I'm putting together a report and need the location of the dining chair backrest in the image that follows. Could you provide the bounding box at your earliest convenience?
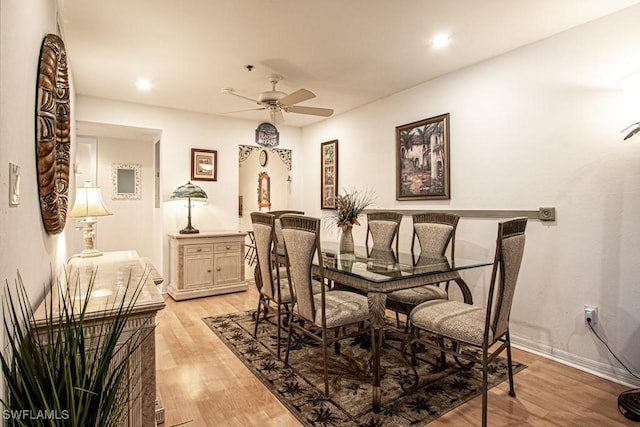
[279,214,324,325]
[366,212,403,254]
[411,212,460,264]
[270,210,305,218]
[486,217,527,342]
[271,210,304,254]
[251,212,280,301]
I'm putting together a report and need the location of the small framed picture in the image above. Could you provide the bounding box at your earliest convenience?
[320,140,338,209]
[191,148,217,181]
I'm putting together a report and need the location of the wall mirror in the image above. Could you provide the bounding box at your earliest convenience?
[111,163,141,199]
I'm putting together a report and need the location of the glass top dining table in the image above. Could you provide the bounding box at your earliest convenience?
[312,242,493,412]
[317,243,491,294]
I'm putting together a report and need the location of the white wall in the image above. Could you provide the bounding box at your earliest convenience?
[0,0,73,302]
[300,6,640,385]
[90,137,156,260]
[66,2,640,387]
[238,146,294,231]
[74,97,304,280]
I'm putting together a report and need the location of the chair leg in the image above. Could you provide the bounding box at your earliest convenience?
[253,297,263,338]
[283,304,291,326]
[405,325,418,366]
[322,328,329,395]
[506,332,516,397]
[482,346,489,427]
[276,303,282,360]
[436,336,446,370]
[395,311,401,328]
[284,315,294,366]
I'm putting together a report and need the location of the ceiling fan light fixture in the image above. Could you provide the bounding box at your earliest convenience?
[221,74,333,123]
[259,90,287,103]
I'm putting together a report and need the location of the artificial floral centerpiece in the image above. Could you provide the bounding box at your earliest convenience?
[329,188,375,252]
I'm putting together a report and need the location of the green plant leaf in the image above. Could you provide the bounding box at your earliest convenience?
[1,265,155,426]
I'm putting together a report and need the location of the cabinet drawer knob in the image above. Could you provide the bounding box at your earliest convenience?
[226,245,231,250]
[197,248,202,252]
[216,267,221,271]
[207,269,212,273]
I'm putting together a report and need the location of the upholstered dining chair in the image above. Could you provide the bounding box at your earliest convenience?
[280,214,370,396]
[386,212,460,330]
[402,217,527,427]
[365,211,403,255]
[251,212,293,360]
[270,210,304,257]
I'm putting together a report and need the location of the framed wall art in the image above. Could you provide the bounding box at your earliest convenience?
[191,148,217,181]
[257,171,271,211]
[112,163,141,199]
[396,113,450,200]
[320,140,338,209]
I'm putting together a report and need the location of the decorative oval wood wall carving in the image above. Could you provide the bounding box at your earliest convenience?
[35,34,71,234]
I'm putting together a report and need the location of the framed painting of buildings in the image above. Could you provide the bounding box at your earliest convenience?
[396,114,450,200]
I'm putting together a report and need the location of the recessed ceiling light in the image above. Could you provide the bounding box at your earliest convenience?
[431,33,450,49]
[136,78,153,91]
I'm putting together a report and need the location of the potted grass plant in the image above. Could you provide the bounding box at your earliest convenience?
[0,267,153,426]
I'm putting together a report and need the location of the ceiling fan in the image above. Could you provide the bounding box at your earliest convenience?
[221,74,333,123]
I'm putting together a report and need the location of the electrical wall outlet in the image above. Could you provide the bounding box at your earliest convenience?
[584,305,598,326]
[538,207,556,221]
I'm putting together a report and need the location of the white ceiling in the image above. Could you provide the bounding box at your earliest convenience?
[59,0,640,128]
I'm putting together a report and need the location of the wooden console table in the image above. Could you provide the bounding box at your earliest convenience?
[167,231,248,300]
[33,251,165,426]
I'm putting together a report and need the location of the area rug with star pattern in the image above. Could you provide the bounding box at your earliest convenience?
[203,311,525,426]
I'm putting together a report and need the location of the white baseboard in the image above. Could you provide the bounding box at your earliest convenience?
[511,334,639,388]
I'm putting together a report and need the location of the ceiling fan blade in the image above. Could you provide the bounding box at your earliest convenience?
[278,88,315,107]
[624,126,640,140]
[270,109,285,124]
[221,88,261,104]
[287,105,334,117]
[622,122,640,140]
[219,107,266,115]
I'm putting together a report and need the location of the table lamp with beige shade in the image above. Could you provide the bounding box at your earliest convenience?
[68,185,113,257]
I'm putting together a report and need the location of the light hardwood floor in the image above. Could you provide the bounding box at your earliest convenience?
[155,269,636,426]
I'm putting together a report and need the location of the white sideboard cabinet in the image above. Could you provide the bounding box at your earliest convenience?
[33,251,165,426]
[167,231,248,300]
